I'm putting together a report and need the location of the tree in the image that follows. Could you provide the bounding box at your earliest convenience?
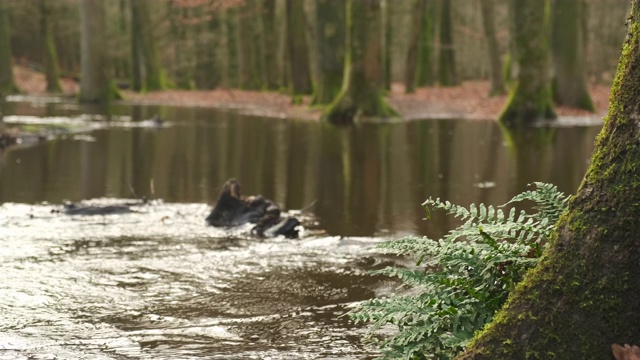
[40,0,62,93]
[438,0,458,86]
[324,0,396,124]
[311,0,346,105]
[498,0,556,125]
[0,1,18,96]
[480,0,505,96]
[285,0,312,95]
[262,0,279,90]
[551,0,594,111]
[460,1,640,358]
[415,1,436,87]
[404,0,428,93]
[130,0,169,92]
[79,0,111,102]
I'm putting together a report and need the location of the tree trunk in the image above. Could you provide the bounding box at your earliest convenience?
[236,1,260,90]
[405,0,427,93]
[130,0,168,92]
[438,0,458,86]
[79,0,109,102]
[480,0,505,96]
[286,0,312,95]
[498,0,555,125]
[381,0,392,90]
[416,0,436,87]
[311,0,346,105]
[0,1,18,96]
[551,0,594,111]
[40,0,62,93]
[222,7,239,88]
[262,0,279,89]
[459,2,640,359]
[323,0,397,124]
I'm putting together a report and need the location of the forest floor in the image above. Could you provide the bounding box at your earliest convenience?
[13,64,611,122]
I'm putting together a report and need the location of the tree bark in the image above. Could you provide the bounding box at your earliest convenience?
[236,1,260,90]
[0,1,18,96]
[323,0,397,124]
[79,0,109,102]
[405,0,427,93]
[416,0,436,87]
[459,1,640,359]
[130,0,168,92]
[480,0,505,96]
[285,0,312,95]
[262,0,279,89]
[551,0,594,111]
[311,0,346,105]
[498,0,556,125]
[40,0,62,93]
[438,0,458,86]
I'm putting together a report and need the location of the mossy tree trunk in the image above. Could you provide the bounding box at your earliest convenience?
[405,0,428,93]
[262,0,279,90]
[480,0,505,96]
[381,0,392,90]
[498,0,555,125]
[459,2,640,358]
[0,1,18,96]
[236,1,261,90]
[438,0,458,86]
[222,7,239,89]
[551,0,594,111]
[311,0,346,105]
[40,0,62,93]
[79,0,110,102]
[416,0,436,87]
[285,0,312,95]
[323,0,397,124]
[130,0,169,92]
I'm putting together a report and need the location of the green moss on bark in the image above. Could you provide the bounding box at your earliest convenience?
[459,2,640,359]
[323,0,397,124]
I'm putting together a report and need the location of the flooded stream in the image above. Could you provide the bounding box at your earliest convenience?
[0,99,602,359]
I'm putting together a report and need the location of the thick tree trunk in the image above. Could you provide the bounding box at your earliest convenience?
[40,0,62,93]
[460,2,640,359]
[438,0,458,86]
[79,0,109,102]
[130,0,168,92]
[285,0,312,95]
[480,0,505,96]
[551,0,594,111]
[405,0,427,93]
[323,0,397,124]
[0,1,18,96]
[498,0,555,125]
[311,0,346,105]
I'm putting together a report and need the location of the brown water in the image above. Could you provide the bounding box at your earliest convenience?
[0,99,602,359]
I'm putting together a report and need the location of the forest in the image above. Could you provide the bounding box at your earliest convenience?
[0,0,629,124]
[3,1,640,360]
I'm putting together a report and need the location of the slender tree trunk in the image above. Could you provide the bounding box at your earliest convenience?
[311,0,346,105]
[480,0,505,96]
[222,7,239,88]
[130,0,143,91]
[236,1,260,89]
[405,0,427,93]
[416,1,436,87]
[262,0,279,89]
[130,0,168,92]
[551,0,594,111]
[79,0,109,102]
[324,0,397,124]
[438,0,458,86]
[381,0,392,90]
[40,0,62,93]
[0,1,18,96]
[498,0,555,125]
[286,0,312,95]
[461,2,640,358]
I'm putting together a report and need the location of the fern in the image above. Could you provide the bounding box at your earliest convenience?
[350,183,571,359]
